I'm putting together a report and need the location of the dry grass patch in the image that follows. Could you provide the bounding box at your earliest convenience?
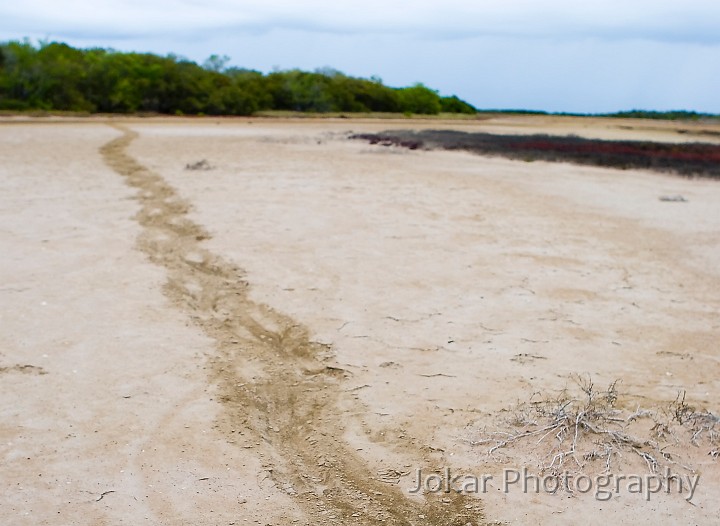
[466,375,718,478]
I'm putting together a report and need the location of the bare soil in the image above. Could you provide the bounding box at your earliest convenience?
[1,115,718,525]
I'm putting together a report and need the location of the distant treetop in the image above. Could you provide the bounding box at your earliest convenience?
[0,40,477,116]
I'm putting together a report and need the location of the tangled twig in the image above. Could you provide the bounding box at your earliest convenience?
[472,376,718,477]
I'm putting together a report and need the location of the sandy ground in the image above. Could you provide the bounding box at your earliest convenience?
[1,116,718,525]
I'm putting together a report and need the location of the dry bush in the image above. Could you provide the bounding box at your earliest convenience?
[466,375,718,477]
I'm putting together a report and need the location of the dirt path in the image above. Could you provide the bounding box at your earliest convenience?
[99,125,481,525]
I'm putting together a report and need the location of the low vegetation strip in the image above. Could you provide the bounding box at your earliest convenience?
[351,130,720,178]
[0,40,476,116]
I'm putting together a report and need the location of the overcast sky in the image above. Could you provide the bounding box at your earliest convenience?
[2,1,719,113]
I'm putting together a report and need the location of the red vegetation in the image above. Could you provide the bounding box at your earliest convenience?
[351,130,720,178]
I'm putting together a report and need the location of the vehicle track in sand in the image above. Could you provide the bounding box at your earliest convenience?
[99,125,483,525]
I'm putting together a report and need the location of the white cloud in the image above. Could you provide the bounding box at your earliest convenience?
[2,1,718,113]
[2,0,720,44]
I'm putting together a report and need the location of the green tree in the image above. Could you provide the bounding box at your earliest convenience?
[0,40,43,109]
[203,54,230,73]
[0,39,477,116]
[397,83,442,114]
[440,95,476,114]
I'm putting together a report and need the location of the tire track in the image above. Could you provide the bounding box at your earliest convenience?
[100,125,483,525]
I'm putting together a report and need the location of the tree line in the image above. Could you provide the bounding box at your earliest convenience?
[479,109,719,121]
[603,110,719,121]
[0,40,477,116]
